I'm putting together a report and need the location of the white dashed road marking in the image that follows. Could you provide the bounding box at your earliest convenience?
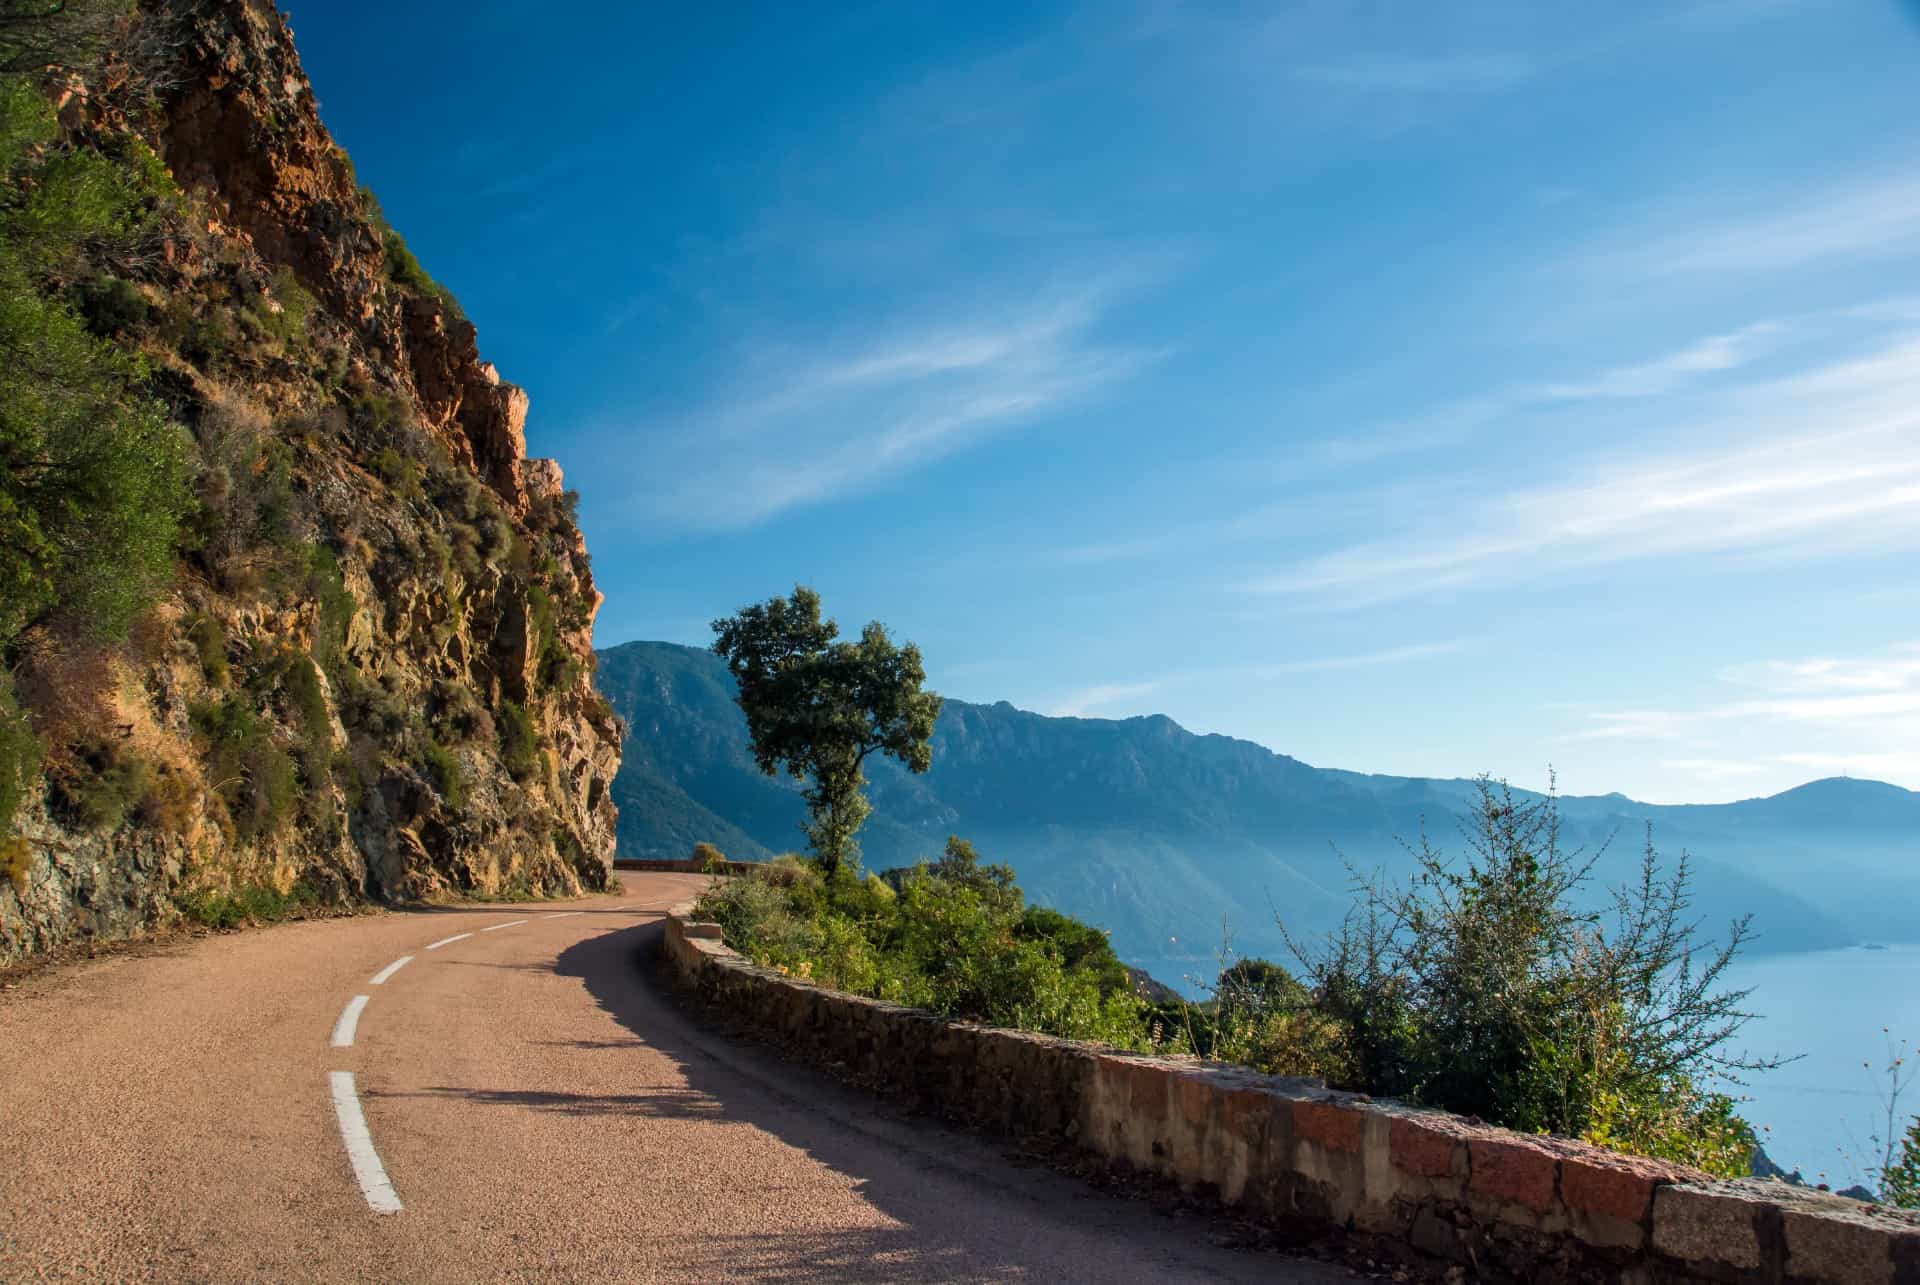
[424,932,472,951]
[329,1072,402,1214]
[479,919,528,933]
[543,911,584,919]
[369,956,412,985]
[330,995,370,1049]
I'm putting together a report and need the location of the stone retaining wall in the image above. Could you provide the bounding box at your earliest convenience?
[662,902,1920,1284]
[612,857,758,876]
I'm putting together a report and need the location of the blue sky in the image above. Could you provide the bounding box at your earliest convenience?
[291,1,1920,803]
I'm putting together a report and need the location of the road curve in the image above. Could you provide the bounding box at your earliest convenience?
[0,872,1351,1283]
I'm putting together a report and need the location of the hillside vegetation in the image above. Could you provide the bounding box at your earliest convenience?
[0,0,619,962]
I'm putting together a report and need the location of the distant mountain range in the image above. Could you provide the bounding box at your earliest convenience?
[596,641,1919,971]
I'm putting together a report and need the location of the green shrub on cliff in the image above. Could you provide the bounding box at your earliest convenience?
[0,677,42,834]
[358,185,464,321]
[695,838,1151,1047]
[0,79,190,652]
[497,698,538,780]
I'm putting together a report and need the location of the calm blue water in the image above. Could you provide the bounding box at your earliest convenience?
[1130,944,1920,1190]
[1721,944,1920,1190]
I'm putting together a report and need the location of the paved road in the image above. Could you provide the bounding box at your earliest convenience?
[0,873,1351,1283]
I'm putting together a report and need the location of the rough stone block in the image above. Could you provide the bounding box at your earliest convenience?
[1651,1183,1765,1271]
[1468,1135,1560,1215]
[1780,1193,1918,1285]
[1389,1112,1466,1180]
[1128,1060,1170,1124]
[1560,1151,1693,1226]
[1292,1098,1364,1155]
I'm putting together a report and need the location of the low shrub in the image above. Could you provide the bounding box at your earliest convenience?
[696,837,1152,1047]
[0,678,43,835]
[497,698,537,780]
[421,740,465,810]
[187,614,229,685]
[1886,1118,1920,1209]
[371,445,423,501]
[70,275,147,335]
[132,759,199,834]
[2,835,30,894]
[48,741,152,832]
[189,692,296,842]
[176,876,324,930]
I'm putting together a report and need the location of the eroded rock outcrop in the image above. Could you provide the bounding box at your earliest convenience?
[0,0,620,962]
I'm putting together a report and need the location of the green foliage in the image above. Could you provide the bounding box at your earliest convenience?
[523,582,580,691]
[70,275,147,334]
[48,740,150,831]
[358,185,465,320]
[691,841,727,872]
[0,79,189,648]
[2,833,29,893]
[0,0,129,75]
[0,675,41,835]
[711,586,941,875]
[189,691,295,842]
[697,840,1150,1047]
[176,877,324,930]
[302,545,355,670]
[421,740,465,810]
[496,698,537,780]
[1285,777,1770,1177]
[1886,1117,1920,1209]
[371,445,423,501]
[236,268,317,354]
[186,614,229,685]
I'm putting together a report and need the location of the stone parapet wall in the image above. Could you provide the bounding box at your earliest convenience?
[662,902,1920,1284]
[613,857,758,876]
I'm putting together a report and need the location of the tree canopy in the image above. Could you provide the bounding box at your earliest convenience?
[711,586,940,875]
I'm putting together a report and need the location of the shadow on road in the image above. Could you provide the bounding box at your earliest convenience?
[383,1084,727,1119]
[541,918,1306,1285]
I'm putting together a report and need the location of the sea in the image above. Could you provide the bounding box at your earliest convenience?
[1721,943,1920,1190]
[1129,942,1920,1191]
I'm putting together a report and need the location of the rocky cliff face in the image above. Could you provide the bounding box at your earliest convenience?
[0,0,619,963]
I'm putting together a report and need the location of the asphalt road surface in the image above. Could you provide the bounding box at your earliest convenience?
[0,872,1353,1283]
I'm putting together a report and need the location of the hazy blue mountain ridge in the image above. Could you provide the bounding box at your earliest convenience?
[598,641,1915,969]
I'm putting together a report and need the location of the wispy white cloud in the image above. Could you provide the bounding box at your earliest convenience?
[1048,680,1163,718]
[1046,641,1470,718]
[1579,174,1920,279]
[1530,323,1780,400]
[1290,51,1540,95]
[1239,641,1470,677]
[1302,322,1782,475]
[1567,643,1920,791]
[604,273,1162,529]
[1657,758,1768,781]
[1245,331,1920,605]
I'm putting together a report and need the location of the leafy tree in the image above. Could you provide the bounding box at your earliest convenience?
[711,586,940,876]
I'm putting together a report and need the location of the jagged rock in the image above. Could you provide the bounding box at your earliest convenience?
[0,0,620,964]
